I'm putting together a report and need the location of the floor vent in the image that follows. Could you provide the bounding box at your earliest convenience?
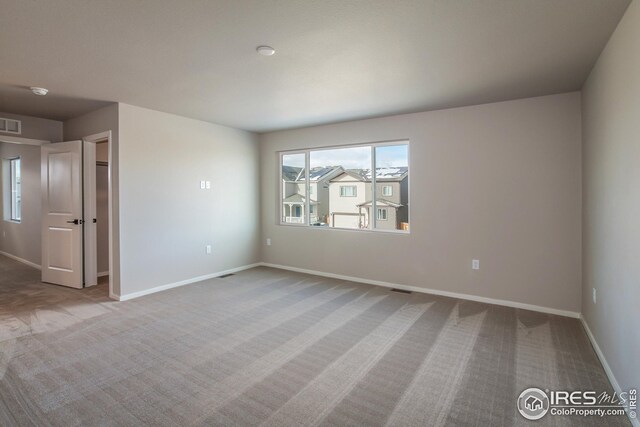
[390,288,412,294]
[219,273,235,278]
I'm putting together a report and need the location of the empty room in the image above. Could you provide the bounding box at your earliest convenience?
[0,0,638,426]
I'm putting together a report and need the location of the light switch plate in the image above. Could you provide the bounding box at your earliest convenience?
[200,180,206,189]
[472,259,480,270]
[205,181,211,189]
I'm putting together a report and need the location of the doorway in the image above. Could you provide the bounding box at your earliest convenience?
[82,132,112,296]
[40,131,114,298]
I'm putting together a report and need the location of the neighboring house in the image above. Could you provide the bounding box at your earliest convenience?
[282,165,343,224]
[328,167,408,230]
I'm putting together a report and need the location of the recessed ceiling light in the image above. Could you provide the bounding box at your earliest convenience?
[256,46,275,56]
[30,87,48,96]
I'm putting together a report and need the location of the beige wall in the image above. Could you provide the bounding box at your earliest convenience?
[0,112,62,265]
[0,111,63,141]
[117,103,260,297]
[581,0,639,398]
[260,92,582,313]
[0,142,42,265]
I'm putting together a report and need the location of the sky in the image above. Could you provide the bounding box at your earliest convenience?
[283,144,408,169]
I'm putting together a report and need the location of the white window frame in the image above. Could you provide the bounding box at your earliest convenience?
[339,185,357,197]
[382,185,393,197]
[3,157,21,223]
[278,139,409,234]
[376,208,388,221]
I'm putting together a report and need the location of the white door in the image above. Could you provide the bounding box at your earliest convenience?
[41,141,83,288]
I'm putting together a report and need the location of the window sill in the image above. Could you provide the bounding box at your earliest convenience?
[278,222,410,235]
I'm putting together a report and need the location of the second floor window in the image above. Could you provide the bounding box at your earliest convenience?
[340,186,357,197]
[279,140,409,232]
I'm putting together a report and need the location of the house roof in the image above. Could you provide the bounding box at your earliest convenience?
[282,165,303,182]
[283,166,344,182]
[330,167,408,182]
[357,199,403,208]
[308,166,344,181]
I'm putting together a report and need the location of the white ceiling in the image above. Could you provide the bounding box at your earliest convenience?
[0,0,630,132]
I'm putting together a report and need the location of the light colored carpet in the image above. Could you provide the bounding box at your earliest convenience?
[0,255,628,426]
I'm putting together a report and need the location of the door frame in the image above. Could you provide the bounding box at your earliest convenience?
[82,131,114,298]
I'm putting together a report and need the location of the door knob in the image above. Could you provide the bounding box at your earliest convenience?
[66,219,83,225]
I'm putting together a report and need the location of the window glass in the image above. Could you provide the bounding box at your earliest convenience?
[10,158,21,222]
[339,186,357,197]
[374,145,409,231]
[281,153,306,224]
[280,141,409,232]
[310,145,371,229]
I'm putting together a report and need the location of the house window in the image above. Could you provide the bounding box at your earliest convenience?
[339,185,357,197]
[3,157,21,222]
[281,152,306,224]
[279,141,409,232]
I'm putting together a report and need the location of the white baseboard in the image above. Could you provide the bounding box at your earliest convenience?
[112,263,261,302]
[259,262,581,319]
[580,315,639,427]
[0,251,41,270]
[97,271,109,278]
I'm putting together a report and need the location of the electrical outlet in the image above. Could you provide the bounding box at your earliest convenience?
[206,245,212,254]
[472,259,480,270]
[205,181,211,189]
[592,288,597,304]
[266,238,271,246]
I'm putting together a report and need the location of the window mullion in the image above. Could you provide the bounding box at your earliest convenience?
[371,145,376,230]
[305,151,310,226]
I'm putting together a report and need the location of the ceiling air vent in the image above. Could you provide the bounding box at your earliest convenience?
[0,118,22,135]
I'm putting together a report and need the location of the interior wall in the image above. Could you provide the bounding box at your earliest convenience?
[260,92,582,313]
[0,111,63,141]
[117,103,260,297]
[0,112,62,266]
[581,0,639,398]
[64,104,120,295]
[0,142,42,265]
